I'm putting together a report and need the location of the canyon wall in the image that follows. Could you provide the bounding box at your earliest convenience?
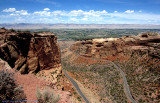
[0,28,61,76]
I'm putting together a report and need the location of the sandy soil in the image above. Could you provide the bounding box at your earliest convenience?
[0,59,72,103]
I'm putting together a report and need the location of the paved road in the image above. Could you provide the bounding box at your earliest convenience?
[60,46,90,103]
[62,70,90,103]
[67,48,137,103]
[109,62,137,103]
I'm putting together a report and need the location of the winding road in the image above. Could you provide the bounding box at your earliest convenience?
[63,70,90,103]
[109,62,137,103]
[61,46,137,103]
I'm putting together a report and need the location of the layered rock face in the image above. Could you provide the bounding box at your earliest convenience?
[70,32,160,59]
[0,28,61,74]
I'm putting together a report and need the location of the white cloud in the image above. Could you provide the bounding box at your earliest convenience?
[33,10,51,16]
[2,8,16,12]
[83,10,108,17]
[84,10,98,17]
[101,10,108,14]
[69,10,108,17]
[52,10,108,17]
[15,10,29,15]
[81,17,88,21]
[70,18,78,21]
[44,8,50,11]
[1,8,160,24]
[69,10,84,16]
[53,10,66,16]
[2,8,29,16]
[125,10,134,13]
[10,13,17,16]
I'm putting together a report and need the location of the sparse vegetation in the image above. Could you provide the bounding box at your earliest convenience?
[36,87,60,103]
[62,56,128,103]
[115,50,160,103]
[50,29,160,40]
[60,31,159,103]
[0,27,5,29]
[0,70,26,102]
[9,28,16,32]
[18,29,160,40]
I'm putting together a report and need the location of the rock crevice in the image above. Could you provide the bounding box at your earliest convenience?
[0,28,61,75]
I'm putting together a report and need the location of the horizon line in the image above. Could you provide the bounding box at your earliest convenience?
[0,23,160,25]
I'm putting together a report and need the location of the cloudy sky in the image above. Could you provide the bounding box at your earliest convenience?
[0,0,160,24]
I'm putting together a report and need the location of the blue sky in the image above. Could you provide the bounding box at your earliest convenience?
[0,0,160,24]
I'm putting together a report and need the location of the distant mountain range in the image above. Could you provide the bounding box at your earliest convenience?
[0,23,160,29]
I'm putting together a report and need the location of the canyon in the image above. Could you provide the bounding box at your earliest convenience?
[64,32,160,102]
[0,28,160,103]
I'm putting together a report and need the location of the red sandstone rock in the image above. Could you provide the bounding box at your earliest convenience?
[0,28,61,75]
[70,33,160,59]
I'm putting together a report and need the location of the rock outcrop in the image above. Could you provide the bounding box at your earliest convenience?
[0,28,61,75]
[70,32,160,59]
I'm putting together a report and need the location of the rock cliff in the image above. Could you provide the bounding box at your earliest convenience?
[70,32,160,59]
[0,28,61,76]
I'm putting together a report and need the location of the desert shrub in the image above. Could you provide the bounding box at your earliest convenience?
[0,27,5,29]
[0,70,26,102]
[36,87,60,103]
[9,28,16,32]
[140,32,159,37]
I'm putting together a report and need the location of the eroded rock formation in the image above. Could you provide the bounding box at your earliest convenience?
[0,28,61,75]
[71,32,160,59]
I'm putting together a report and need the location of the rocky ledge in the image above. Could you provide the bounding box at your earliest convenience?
[70,32,160,59]
[0,28,61,75]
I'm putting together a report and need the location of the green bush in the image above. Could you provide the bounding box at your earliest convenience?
[0,70,26,102]
[36,87,60,103]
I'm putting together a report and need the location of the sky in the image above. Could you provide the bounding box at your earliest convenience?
[0,0,160,24]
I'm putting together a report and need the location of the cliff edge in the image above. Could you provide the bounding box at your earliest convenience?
[0,28,61,77]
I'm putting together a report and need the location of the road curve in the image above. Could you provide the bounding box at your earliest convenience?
[68,48,137,103]
[62,70,90,103]
[109,62,137,103]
